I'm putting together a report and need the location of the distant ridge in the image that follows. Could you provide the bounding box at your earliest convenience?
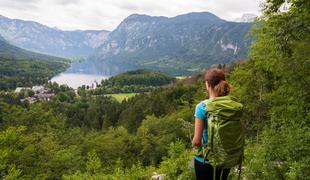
[0,35,69,62]
[0,15,110,58]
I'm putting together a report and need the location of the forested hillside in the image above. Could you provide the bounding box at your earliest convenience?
[0,57,68,90]
[89,69,176,94]
[0,36,70,90]
[0,78,203,179]
[0,0,309,179]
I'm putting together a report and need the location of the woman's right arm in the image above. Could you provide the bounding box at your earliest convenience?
[192,117,204,147]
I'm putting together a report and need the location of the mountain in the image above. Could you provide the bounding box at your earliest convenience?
[0,34,69,62]
[0,15,110,58]
[234,13,257,22]
[91,12,252,72]
[0,12,252,74]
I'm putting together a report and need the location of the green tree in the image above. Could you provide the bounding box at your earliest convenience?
[86,150,102,175]
[229,0,310,178]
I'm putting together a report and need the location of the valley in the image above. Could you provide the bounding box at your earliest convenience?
[0,12,251,75]
[0,1,308,179]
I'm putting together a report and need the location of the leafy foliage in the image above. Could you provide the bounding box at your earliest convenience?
[0,57,68,90]
[0,77,203,179]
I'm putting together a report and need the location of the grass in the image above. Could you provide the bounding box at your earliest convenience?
[176,76,189,80]
[106,93,139,102]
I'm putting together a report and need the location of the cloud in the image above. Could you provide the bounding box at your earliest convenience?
[0,0,262,31]
[0,0,39,10]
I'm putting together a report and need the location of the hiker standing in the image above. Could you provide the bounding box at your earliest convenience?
[192,68,244,180]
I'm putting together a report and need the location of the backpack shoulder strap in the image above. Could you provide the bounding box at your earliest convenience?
[202,99,211,115]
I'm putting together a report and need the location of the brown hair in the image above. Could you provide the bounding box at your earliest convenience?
[204,68,230,96]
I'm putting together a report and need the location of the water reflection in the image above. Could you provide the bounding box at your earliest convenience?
[51,59,191,89]
[65,59,140,75]
[51,73,109,89]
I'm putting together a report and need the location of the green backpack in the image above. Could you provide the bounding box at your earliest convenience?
[203,96,244,170]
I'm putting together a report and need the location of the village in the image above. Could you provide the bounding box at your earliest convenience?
[14,80,99,104]
[15,85,55,104]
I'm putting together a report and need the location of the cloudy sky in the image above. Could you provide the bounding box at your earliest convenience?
[0,0,262,31]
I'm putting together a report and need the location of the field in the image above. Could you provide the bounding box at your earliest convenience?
[175,76,189,80]
[106,93,139,102]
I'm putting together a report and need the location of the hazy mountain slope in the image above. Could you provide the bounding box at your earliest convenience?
[0,35,69,62]
[0,15,110,58]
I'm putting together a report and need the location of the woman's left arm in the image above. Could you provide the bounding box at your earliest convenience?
[192,118,204,147]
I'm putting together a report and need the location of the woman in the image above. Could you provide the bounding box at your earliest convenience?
[192,68,232,180]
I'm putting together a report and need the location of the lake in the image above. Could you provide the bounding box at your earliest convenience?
[50,58,188,89]
[50,73,109,89]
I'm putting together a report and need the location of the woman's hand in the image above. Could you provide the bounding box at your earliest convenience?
[192,117,204,147]
[192,137,202,147]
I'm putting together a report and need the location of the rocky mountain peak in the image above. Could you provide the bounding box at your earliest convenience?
[173,12,222,21]
[117,13,166,29]
[0,15,9,21]
[125,14,166,21]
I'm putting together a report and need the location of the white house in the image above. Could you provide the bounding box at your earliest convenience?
[32,86,44,93]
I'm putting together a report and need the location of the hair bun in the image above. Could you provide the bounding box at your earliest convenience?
[205,68,230,96]
[214,80,230,96]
